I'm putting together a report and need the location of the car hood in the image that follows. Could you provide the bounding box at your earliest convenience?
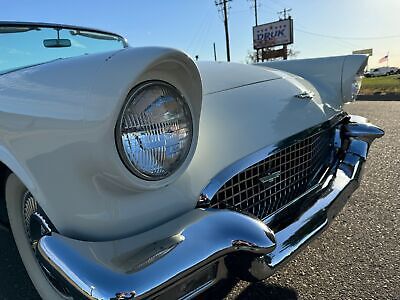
[175,61,342,203]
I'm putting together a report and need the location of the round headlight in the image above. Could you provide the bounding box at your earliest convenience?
[116,81,193,180]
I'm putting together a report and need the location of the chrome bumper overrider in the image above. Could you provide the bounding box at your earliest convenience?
[36,115,383,299]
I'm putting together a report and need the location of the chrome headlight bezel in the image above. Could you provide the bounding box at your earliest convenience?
[351,74,363,101]
[115,80,194,181]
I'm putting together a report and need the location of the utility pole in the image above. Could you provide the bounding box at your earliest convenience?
[215,0,232,62]
[248,0,259,61]
[213,42,217,61]
[248,0,259,26]
[277,8,292,60]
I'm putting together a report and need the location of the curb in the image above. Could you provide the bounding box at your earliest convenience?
[357,93,400,101]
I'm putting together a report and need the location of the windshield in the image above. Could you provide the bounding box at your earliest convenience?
[0,23,127,74]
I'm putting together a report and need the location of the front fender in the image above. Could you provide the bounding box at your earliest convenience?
[0,47,202,241]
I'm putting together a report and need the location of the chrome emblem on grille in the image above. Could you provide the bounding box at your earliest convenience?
[259,171,281,184]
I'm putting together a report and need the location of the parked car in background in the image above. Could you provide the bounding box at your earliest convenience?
[0,22,384,300]
[365,66,398,77]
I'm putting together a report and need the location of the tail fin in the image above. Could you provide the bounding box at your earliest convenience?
[256,55,368,106]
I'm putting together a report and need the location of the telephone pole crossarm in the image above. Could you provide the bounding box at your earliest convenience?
[278,8,292,20]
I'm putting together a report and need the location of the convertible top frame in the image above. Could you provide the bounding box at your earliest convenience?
[0,21,129,47]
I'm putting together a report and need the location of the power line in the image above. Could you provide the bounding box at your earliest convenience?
[185,6,212,53]
[271,0,291,8]
[248,0,259,26]
[291,20,362,50]
[277,8,291,19]
[194,15,214,56]
[215,0,232,62]
[296,28,400,40]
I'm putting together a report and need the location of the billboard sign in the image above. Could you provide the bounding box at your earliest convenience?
[352,49,373,56]
[253,19,293,49]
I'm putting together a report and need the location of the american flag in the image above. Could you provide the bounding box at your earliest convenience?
[379,54,389,63]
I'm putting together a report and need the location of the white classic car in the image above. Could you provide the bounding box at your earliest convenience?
[0,22,384,299]
[364,67,397,77]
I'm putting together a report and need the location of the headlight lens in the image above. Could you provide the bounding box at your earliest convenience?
[116,81,193,180]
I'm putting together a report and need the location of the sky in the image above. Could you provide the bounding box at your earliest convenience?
[1,0,399,68]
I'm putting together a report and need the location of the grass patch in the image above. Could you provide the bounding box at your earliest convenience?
[360,75,400,95]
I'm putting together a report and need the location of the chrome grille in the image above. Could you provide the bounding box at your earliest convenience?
[209,129,335,220]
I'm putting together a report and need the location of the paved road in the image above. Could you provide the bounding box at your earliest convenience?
[0,101,399,299]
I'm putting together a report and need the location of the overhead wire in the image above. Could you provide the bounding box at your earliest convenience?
[295,28,400,40]
[185,5,214,53]
[194,14,215,57]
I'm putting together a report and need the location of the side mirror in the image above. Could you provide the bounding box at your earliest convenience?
[43,38,71,48]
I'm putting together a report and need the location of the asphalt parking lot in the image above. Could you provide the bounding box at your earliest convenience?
[0,101,399,300]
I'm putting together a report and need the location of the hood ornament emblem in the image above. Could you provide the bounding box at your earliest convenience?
[295,90,314,100]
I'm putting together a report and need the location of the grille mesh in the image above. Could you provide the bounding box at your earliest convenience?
[209,129,335,220]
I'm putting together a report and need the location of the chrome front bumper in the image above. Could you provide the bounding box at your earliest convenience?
[36,115,383,299]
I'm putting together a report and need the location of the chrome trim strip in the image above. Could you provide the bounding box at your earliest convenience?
[197,112,348,207]
[179,278,215,300]
[204,78,281,95]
